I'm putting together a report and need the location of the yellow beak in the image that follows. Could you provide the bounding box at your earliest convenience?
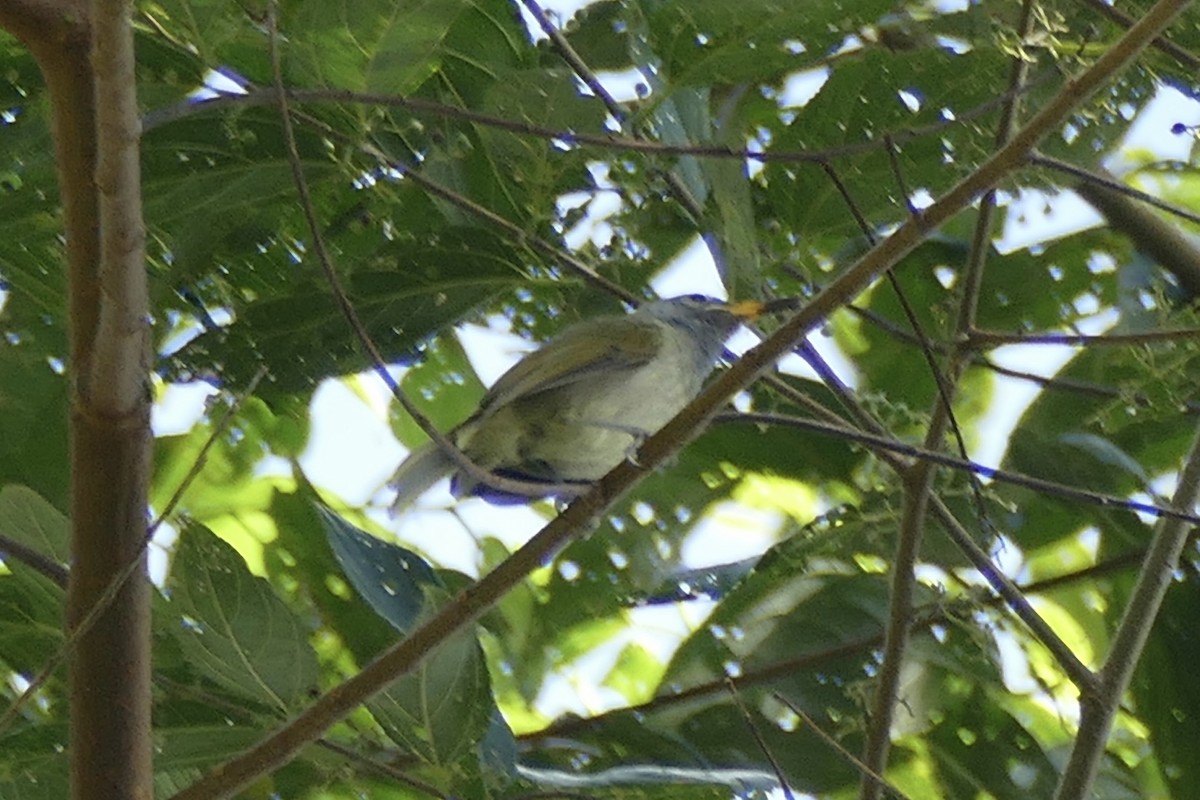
[727,299,767,320]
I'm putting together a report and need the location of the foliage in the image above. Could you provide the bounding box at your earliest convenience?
[1,0,1199,797]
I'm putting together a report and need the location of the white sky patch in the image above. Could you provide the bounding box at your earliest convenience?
[651,236,728,299]
[532,598,718,718]
[779,68,830,109]
[152,381,218,436]
[189,68,249,102]
[300,379,405,506]
[680,500,784,568]
[970,307,1118,469]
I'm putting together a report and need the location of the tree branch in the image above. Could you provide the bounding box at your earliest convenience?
[860,0,1040,790]
[1053,421,1200,799]
[1070,166,1200,299]
[62,0,155,795]
[0,1,153,798]
[170,1,1193,795]
[1032,151,1200,227]
[0,532,69,586]
[0,0,154,796]
[87,0,149,413]
[141,82,1050,167]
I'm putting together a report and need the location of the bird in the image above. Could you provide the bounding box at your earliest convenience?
[389,294,764,512]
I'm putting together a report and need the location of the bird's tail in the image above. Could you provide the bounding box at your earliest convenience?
[388,441,454,514]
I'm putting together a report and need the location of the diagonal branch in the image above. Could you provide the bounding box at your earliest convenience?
[170,1,1193,795]
[1053,422,1200,799]
[1032,151,1200,227]
[723,412,1199,525]
[860,1,1044,792]
[1070,164,1200,299]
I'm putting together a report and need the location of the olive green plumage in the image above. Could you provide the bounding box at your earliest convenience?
[389,295,761,511]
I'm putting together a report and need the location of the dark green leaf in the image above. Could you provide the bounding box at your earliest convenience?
[321,505,439,634]
[166,524,320,710]
[1132,575,1200,800]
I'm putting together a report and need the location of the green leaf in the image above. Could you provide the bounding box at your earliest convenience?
[321,508,494,765]
[556,1,630,71]
[1132,578,1200,800]
[1001,329,1197,552]
[0,485,69,563]
[643,0,899,88]
[0,340,69,507]
[391,330,489,448]
[166,524,320,710]
[0,723,69,800]
[366,595,494,765]
[0,486,67,673]
[321,506,439,634]
[168,229,528,398]
[151,397,300,523]
[923,683,1058,799]
[477,66,607,211]
[266,489,400,667]
[288,0,480,94]
[154,723,272,782]
[602,642,664,703]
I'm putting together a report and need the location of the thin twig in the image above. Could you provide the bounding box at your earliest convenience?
[1054,422,1200,799]
[726,678,795,800]
[981,356,1200,414]
[141,80,1054,168]
[518,0,620,113]
[720,411,1200,526]
[0,368,268,734]
[171,1,1193,794]
[848,304,1200,412]
[883,133,919,218]
[1031,151,1200,227]
[966,327,1200,346]
[0,532,68,586]
[771,692,909,800]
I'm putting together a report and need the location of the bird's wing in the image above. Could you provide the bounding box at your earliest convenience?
[475,315,663,416]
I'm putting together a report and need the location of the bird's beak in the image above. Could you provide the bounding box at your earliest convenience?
[727,299,767,320]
